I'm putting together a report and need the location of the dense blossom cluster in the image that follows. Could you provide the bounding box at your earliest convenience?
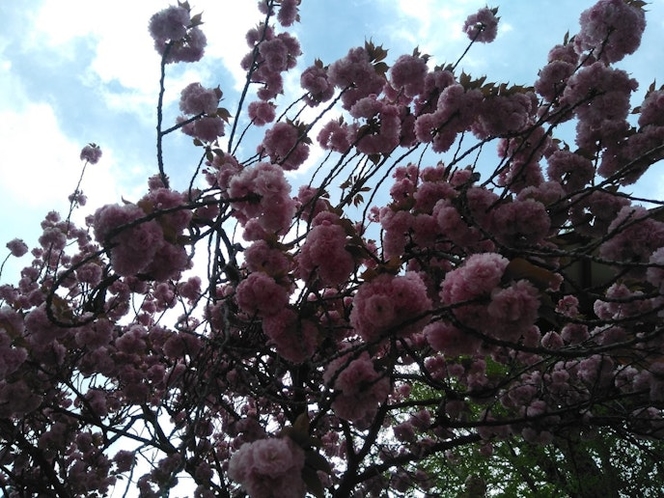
[177,83,226,143]
[228,437,306,497]
[462,7,499,43]
[1,0,664,497]
[574,0,646,63]
[148,4,207,63]
[79,143,102,164]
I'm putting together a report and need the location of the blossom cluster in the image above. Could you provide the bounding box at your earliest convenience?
[177,82,226,143]
[228,437,306,498]
[148,4,206,63]
[92,184,191,280]
[2,1,664,497]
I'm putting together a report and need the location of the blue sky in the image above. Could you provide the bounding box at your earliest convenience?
[1,0,663,283]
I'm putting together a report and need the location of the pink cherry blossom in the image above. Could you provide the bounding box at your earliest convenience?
[328,46,386,110]
[235,272,290,317]
[180,115,225,142]
[463,7,499,43]
[487,280,540,342]
[262,308,318,363]
[296,213,355,287]
[3,2,664,496]
[179,82,219,115]
[390,54,428,98]
[149,6,207,63]
[93,203,165,277]
[6,238,28,257]
[228,437,306,498]
[149,6,189,42]
[351,272,431,342]
[441,253,509,303]
[277,0,299,27]
[248,101,277,126]
[575,0,646,63]
[425,321,481,357]
[260,122,309,170]
[300,63,334,105]
[80,143,102,164]
[324,351,391,425]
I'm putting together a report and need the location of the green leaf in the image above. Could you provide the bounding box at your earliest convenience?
[305,450,332,474]
[217,107,232,122]
[374,61,389,77]
[302,466,326,498]
[293,412,310,433]
[190,12,203,27]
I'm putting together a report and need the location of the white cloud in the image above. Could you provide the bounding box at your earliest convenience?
[0,101,120,210]
[197,2,265,90]
[25,0,264,116]
[384,0,487,60]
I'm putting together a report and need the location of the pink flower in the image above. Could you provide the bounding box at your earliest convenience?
[235,273,289,317]
[252,438,300,477]
[260,122,309,170]
[159,28,207,64]
[561,62,637,128]
[93,204,165,277]
[352,99,401,155]
[575,0,646,63]
[300,63,334,106]
[561,323,590,344]
[244,240,291,277]
[600,206,664,272]
[647,247,664,292]
[144,242,190,281]
[639,90,664,129]
[228,437,306,498]
[415,85,482,153]
[296,213,354,287]
[317,119,353,153]
[414,68,455,115]
[148,6,189,42]
[80,143,102,164]
[228,162,296,234]
[425,321,481,357]
[114,450,135,473]
[546,150,594,193]
[569,189,630,238]
[242,29,300,102]
[328,46,386,110]
[472,92,537,139]
[390,54,428,98]
[441,253,509,303]
[487,280,540,342]
[149,5,207,63]
[248,101,276,126]
[277,0,299,27]
[6,238,28,257]
[324,352,391,426]
[296,185,331,222]
[598,126,664,185]
[535,59,576,103]
[259,38,290,72]
[463,7,499,43]
[262,308,318,364]
[490,198,551,247]
[179,82,219,115]
[541,331,564,350]
[351,272,431,342]
[180,115,225,142]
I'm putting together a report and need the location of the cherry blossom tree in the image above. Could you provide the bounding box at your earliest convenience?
[1,0,664,496]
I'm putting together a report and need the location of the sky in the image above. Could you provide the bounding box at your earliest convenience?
[1,0,663,283]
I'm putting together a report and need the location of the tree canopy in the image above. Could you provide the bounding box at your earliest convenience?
[1,0,664,496]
